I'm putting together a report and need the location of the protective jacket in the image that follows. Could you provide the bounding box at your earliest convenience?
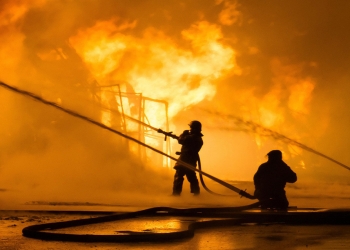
[254,159,297,208]
[175,130,203,167]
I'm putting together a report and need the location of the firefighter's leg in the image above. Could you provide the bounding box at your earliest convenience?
[254,191,271,209]
[172,168,185,195]
[186,170,200,195]
[272,194,289,209]
[258,193,289,210]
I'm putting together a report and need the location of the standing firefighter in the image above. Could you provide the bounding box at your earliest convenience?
[172,120,203,196]
[254,150,297,209]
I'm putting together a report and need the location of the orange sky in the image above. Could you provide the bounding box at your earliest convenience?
[1,0,350,208]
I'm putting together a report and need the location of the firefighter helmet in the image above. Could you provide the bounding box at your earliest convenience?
[189,120,202,131]
[267,150,282,160]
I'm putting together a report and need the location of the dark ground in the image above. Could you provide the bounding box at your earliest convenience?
[2,203,350,250]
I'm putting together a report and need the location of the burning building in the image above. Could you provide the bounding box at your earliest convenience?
[1,0,350,208]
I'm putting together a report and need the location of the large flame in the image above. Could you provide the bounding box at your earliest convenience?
[1,0,347,185]
[223,58,317,163]
[69,18,238,128]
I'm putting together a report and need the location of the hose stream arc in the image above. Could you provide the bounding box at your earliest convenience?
[0,81,255,199]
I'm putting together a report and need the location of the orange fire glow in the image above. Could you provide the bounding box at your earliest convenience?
[69,18,238,129]
[1,0,349,203]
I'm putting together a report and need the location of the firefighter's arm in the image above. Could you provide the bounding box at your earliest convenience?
[177,130,191,144]
[286,167,297,183]
[157,129,179,141]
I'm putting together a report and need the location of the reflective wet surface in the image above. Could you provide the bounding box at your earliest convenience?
[2,209,350,250]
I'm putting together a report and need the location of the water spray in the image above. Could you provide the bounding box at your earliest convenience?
[201,109,350,172]
[9,80,350,243]
[0,81,255,199]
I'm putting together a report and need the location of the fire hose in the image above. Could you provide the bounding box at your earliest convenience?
[21,206,350,242]
[0,81,255,199]
[198,154,234,196]
[157,129,239,197]
[3,81,350,242]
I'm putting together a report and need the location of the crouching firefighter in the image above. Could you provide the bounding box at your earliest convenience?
[254,150,297,209]
[159,120,203,196]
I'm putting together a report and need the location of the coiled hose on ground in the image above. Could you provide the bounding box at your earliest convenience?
[22,205,350,242]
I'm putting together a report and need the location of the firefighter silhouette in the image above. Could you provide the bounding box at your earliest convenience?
[254,150,297,209]
[172,120,203,196]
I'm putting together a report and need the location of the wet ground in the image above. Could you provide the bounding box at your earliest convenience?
[2,207,350,250]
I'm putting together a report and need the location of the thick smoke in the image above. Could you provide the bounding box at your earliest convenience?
[1,0,350,209]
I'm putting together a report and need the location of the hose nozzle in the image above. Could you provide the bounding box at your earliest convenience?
[157,129,178,140]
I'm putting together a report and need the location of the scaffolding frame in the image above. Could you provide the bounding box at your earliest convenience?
[98,84,172,168]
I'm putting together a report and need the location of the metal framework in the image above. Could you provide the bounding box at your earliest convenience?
[97,84,172,168]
